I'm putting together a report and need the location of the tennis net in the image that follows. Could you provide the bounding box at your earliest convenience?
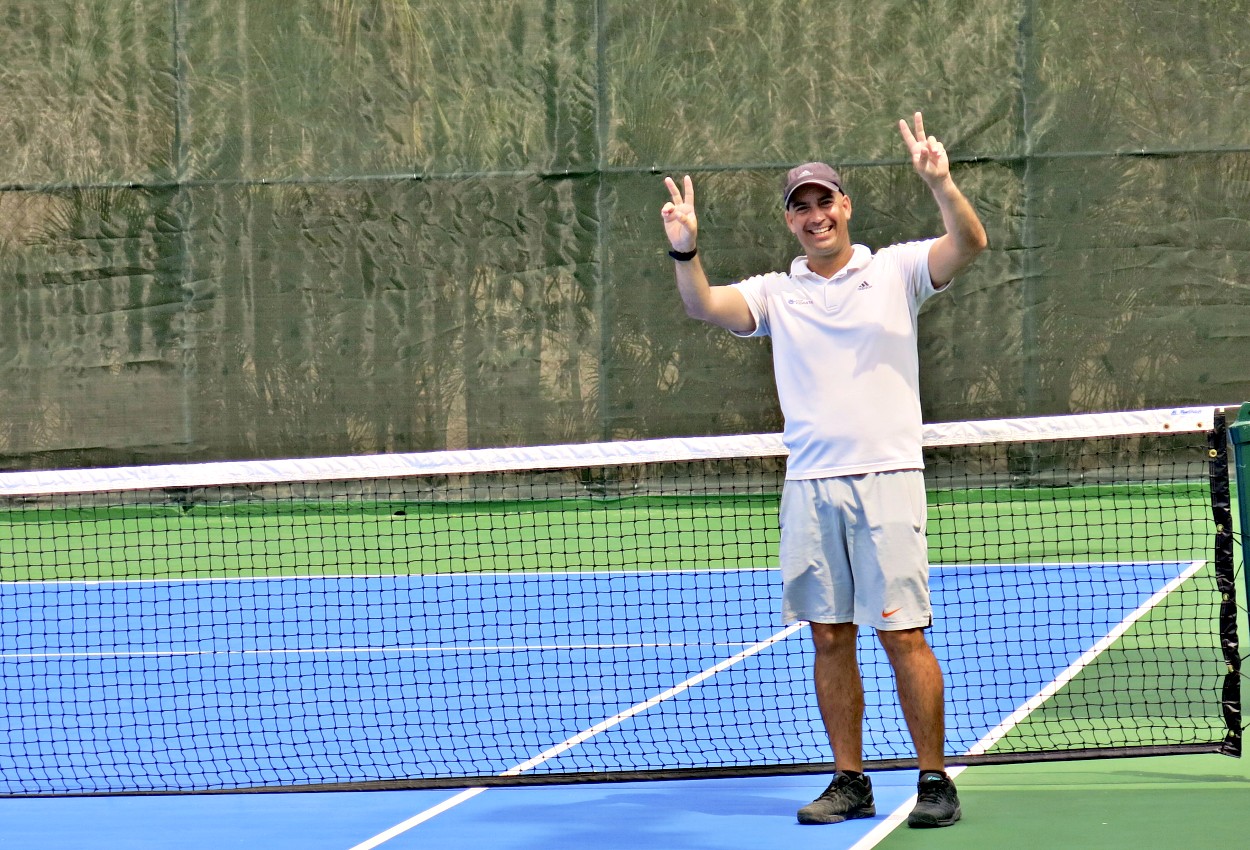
[0,407,1239,795]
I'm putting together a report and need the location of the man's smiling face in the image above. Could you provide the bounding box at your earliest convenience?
[784,184,854,275]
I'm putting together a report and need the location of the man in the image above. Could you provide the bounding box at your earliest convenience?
[660,113,987,828]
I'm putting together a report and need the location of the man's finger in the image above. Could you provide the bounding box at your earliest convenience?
[665,176,683,205]
[913,111,926,142]
[898,118,917,147]
[683,174,694,207]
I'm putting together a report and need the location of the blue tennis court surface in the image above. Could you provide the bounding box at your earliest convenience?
[0,561,1199,795]
[0,772,926,850]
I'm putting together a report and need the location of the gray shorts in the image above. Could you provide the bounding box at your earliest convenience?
[779,469,932,630]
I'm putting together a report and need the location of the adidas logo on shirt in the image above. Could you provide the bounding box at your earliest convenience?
[857,281,873,290]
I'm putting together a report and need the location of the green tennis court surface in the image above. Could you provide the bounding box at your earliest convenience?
[0,480,1212,580]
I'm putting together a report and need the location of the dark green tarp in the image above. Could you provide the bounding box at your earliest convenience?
[0,0,1247,467]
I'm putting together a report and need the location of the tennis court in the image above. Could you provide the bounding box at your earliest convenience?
[0,557,1221,795]
[0,557,1240,850]
[0,406,1242,849]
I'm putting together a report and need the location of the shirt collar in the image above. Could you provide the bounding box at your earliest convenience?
[789,243,872,281]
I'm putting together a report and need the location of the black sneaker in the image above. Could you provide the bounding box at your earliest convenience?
[907,772,961,828]
[797,772,876,824]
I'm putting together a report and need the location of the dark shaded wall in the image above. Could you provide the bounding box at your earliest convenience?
[0,0,1247,468]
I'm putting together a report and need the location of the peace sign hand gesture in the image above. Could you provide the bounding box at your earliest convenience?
[898,111,950,186]
[661,175,698,252]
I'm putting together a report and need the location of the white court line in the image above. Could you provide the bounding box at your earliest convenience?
[345,622,807,850]
[0,641,765,661]
[846,559,1206,850]
[0,560,1185,588]
[847,765,971,849]
[346,787,489,849]
[0,565,780,588]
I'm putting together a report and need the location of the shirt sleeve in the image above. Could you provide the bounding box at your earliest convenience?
[910,237,940,303]
[728,273,777,338]
[885,238,941,306]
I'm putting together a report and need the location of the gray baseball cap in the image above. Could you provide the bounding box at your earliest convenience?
[782,162,843,207]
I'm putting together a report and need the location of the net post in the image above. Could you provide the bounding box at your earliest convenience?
[1211,410,1242,756]
[1230,403,1250,609]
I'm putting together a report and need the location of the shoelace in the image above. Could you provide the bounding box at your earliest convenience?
[822,776,865,800]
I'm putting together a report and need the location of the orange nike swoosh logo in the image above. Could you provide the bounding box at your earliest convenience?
[882,608,903,618]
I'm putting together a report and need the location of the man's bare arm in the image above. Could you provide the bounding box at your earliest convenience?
[661,175,756,333]
[898,113,988,287]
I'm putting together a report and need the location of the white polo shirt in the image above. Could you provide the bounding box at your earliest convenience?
[731,239,940,479]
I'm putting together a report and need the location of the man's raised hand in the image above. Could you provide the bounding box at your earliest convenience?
[898,112,950,186]
[661,175,698,252]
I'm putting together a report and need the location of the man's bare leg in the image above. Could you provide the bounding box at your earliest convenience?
[810,621,864,771]
[876,627,945,771]
[797,622,876,825]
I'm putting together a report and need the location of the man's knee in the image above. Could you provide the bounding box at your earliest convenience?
[875,627,932,659]
[810,622,858,656]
